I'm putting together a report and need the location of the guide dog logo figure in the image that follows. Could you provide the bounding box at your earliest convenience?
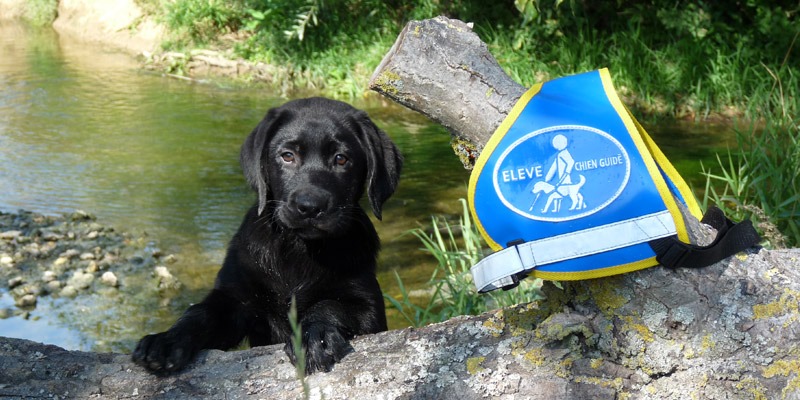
[529,134,587,213]
[491,125,631,223]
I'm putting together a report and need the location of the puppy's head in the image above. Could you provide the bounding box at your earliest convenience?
[240,97,402,239]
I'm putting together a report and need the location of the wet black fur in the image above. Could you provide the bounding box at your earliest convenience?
[132,97,402,374]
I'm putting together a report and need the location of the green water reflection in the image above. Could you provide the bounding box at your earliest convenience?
[0,21,733,351]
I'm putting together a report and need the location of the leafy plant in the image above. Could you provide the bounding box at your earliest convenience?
[284,0,321,41]
[385,199,545,327]
[164,0,247,43]
[242,8,271,32]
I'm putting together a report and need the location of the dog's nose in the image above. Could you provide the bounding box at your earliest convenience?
[293,193,326,219]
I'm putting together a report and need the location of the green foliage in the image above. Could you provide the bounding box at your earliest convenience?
[283,0,321,41]
[701,35,799,249]
[483,1,799,120]
[164,0,249,44]
[153,1,798,121]
[702,120,800,249]
[385,200,545,327]
[23,0,58,26]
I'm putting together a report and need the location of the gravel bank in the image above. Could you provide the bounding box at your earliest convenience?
[0,210,181,321]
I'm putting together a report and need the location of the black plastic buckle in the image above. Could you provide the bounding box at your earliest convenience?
[501,239,528,290]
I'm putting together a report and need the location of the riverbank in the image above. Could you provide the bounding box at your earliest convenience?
[0,0,165,55]
[4,1,796,120]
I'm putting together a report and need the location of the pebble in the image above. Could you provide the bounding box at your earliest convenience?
[154,266,172,279]
[59,285,78,298]
[15,294,37,308]
[16,283,41,296]
[1,210,168,314]
[42,271,56,282]
[67,270,94,290]
[86,261,99,273]
[61,249,80,259]
[100,271,118,287]
[0,254,13,266]
[41,232,63,241]
[0,230,22,240]
[154,266,182,290]
[70,210,93,221]
[46,280,63,292]
[24,246,40,258]
[52,257,69,267]
[8,277,24,289]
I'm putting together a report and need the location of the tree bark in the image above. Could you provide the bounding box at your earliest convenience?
[368,17,526,169]
[2,244,800,399]
[2,16,799,400]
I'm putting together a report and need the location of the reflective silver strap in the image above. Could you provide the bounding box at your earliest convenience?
[471,210,677,292]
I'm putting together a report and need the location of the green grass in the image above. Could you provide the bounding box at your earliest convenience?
[146,1,798,125]
[702,119,800,249]
[384,199,545,327]
[701,37,799,249]
[288,296,311,399]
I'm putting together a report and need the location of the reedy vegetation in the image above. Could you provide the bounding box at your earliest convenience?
[385,200,545,327]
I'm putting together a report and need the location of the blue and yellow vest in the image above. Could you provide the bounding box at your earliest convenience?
[468,69,733,292]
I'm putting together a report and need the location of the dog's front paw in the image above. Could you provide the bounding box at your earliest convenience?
[132,331,196,374]
[284,323,353,374]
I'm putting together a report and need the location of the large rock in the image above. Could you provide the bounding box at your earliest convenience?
[0,0,25,19]
[52,0,164,54]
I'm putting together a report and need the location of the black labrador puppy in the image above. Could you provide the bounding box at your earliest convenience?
[132,97,402,374]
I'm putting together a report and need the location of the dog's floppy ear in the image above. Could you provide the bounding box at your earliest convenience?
[241,108,287,216]
[355,112,403,220]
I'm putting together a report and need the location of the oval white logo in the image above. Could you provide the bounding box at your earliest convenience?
[492,125,630,222]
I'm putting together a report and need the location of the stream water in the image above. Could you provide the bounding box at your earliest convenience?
[0,21,735,352]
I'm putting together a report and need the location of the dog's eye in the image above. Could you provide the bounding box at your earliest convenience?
[334,154,348,166]
[281,152,295,163]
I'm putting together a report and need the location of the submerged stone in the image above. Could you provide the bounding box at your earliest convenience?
[15,294,37,308]
[101,271,119,287]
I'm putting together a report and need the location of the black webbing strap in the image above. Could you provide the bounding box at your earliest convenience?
[649,206,761,269]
